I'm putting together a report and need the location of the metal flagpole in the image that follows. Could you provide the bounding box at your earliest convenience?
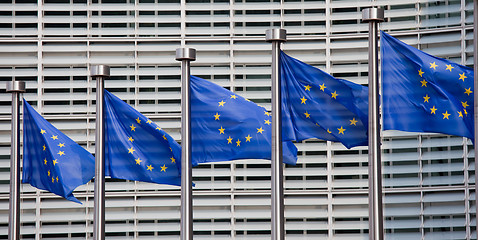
[91,65,110,240]
[266,28,286,240]
[176,48,196,240]
[362,8,384,240]
[7,80,25,240]
[474,1,478,240]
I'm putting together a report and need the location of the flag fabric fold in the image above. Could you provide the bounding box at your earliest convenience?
[190,75,298,166]
[381,31,474,141]
[22,100,95,203]
[104,90,181,186]
[280,51,369,148]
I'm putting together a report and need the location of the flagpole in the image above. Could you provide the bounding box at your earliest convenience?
[7,80,25,240]
[176,47,196,240]
[473,1,478,240]
[91,65,110,240]
[362,8,384,240]
[266,28,286,240]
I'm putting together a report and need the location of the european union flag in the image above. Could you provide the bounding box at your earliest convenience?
[104,90,181,186]
[190,75,297,166]
[381,31,474,141]
[280,51,369,148]
[23,100,95,203]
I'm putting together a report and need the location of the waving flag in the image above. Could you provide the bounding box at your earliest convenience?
[23,100,95,203]
[381,31,474,141]
[190,75,297,166]
[280,51,369,148]
[104,90,181,186]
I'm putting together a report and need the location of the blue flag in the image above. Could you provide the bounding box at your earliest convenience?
[381,31,474,141]
[280,51,369,148]
[23,100,95,203]
[190,75,298,166]
[104,90,181,186]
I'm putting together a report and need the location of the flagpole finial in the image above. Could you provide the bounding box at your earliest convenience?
[265,29,287,42]
[6,81,25,93]
[90,65,110,77]
[362,8,384,22]
[176,48,196,61]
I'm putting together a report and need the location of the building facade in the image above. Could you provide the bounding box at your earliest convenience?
[0,0,476,239]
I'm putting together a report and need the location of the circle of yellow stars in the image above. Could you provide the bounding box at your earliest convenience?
[419,62,471,120]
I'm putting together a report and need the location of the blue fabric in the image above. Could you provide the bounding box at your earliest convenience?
[190,75,298,166]
[381,31,474,141]
[22,100,95,204]
[280,51,369,148]
[104,90,181,186]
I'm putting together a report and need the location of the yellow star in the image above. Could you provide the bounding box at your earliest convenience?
[214,112,220,120]
[464,109,468,115]
[458,111,463,118]
[146,120,153,124]
[420,79,427,87]
[169,147,172,152]
[423,94,430,103]
[57,151,65,156]
[218,100,225,107]
[245,135,252,142]
[304,111,311,118]
[264,119,271,125]
[418,69,424,77]
[350,118,358,126]
[52,159,58,165]
[442,111,450,119]
[136,117,141,124]
[43,145,46,151]
[44,158,47,165]
[147,165,154,171]
[47,170,50,176]
[445,64,454,72]
[465,88,473,96]
[218,126,225,134]
[304,85,312,91]
[319,83,326,91]
[459,73,467,82]
[257,127,264,134]
[128,147,135,154]
[227,136,233,144]
[128,137,134,142]
[300,97,307,104]
[156,126,162,131]
[462,101,469,109]
[264,111,271,116]
[163,135,167,140]
[230,95,237,99]
[130,124,136,131]
[52,177,55,183]
[236,139,241,147]
[57,143,65,148]
[429,62,438,70]
[331,91,338,99]
[161,165,167,172]
[135,158,142,165]
[40,129,46,134]
[430,106,437,114]
[327,129,331,134]
[51,135,58,140]
[170,156,176,163]
[337,126,346,134]
[56,176,59,182]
